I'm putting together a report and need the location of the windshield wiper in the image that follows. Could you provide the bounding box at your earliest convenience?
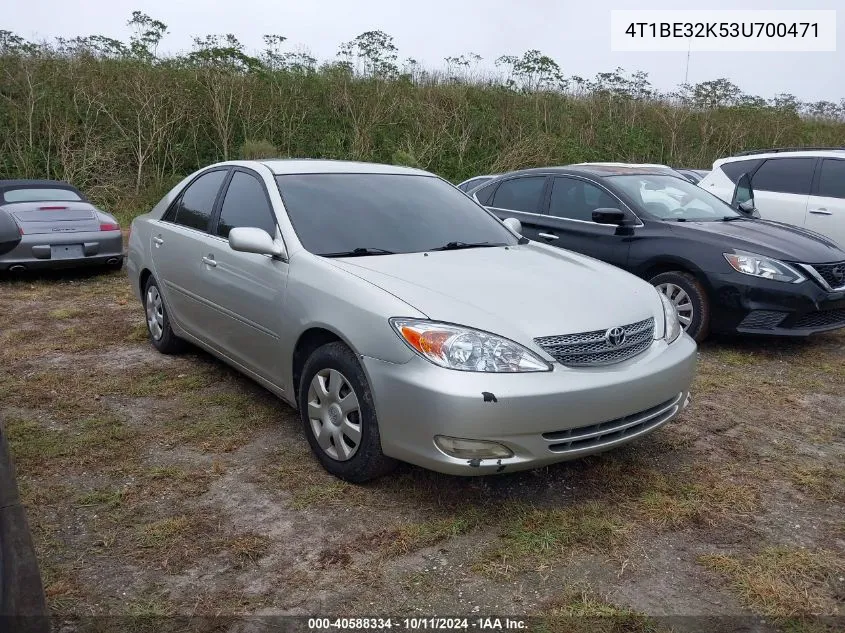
[721,216,747,222]
[428,241,506,251]
[320,247,396,257]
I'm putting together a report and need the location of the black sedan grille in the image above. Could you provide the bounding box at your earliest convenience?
[535,318,654,367]
[809,262,845,290]
[789,309,845,330]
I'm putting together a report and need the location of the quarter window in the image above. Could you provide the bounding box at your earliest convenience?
[817,159,845,199]
[172,170,227,232]
[216,171,276,239]
[751,158,815,195]
[549,177,619,222]
[490,177,546,213]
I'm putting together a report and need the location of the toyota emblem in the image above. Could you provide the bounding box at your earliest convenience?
[605,326,626,347]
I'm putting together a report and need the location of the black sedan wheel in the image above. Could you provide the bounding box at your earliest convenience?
[651,271,711,342]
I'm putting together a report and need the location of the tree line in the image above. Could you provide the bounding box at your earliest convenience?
[1,12,843,220]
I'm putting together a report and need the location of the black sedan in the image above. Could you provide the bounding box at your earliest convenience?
[470,165,845,341]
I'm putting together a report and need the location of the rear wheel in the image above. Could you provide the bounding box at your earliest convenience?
[143,276,184,354]
[650,271,710,342]
[298,342,397,482]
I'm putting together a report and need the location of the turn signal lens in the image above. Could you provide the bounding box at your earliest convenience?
[390,318,551,372]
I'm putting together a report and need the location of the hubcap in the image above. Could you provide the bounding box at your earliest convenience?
[307,369,362,461]
[656,282,694,330]
[145,286,164,341]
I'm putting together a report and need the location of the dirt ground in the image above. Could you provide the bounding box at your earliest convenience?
[1,268,843,633]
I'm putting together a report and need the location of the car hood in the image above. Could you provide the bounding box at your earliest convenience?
[327,243,663,345]
[669,219,845,264]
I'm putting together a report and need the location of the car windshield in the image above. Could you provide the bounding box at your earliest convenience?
[3,187,82,203]
[607,174,739,221]
[275,173,517,256]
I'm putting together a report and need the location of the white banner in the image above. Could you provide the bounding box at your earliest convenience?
[611,10,837,52]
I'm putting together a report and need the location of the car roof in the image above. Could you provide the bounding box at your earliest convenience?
[488,164,684,179]
[717,149,845,165]
[0,179,80,191]
[249,159,431,176]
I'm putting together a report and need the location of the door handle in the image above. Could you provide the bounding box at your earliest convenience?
[809,208,833,215]
[153,236,164,247]
[538,233,559,240]
[201,255,217,268]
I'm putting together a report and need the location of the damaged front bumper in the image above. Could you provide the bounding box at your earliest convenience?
[361,334,697,475]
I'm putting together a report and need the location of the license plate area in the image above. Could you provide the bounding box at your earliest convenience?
[51,244,84,260]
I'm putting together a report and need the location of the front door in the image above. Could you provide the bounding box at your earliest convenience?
[194,169,289,384]
[483,175,551,242]
[749,157,816,228]
[534,176,633,268]
[806,158,845,249]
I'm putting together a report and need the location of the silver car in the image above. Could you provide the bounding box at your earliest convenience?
[0,180,123,272]
[127,160,697,482]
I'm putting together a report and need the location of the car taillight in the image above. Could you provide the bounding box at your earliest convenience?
[100,222,120,232]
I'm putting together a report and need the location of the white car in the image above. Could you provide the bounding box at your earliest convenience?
[699,148,845,248]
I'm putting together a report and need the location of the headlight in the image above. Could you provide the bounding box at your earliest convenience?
[723,250,805,283]
[390,319,551,372]
[658,291,682,344]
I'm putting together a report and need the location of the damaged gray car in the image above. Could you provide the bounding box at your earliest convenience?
[127,160,697,482]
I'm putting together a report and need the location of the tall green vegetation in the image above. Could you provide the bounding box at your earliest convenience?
[1,13,843,215]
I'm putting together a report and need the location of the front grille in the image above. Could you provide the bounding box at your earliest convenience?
[535,317,654,367]
[809,262,845,290]
[789,309,845,330]
[542,393,683,454]
[738,310,788,330]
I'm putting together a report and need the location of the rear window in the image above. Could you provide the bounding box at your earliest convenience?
[817,159,845,199]
[3,188,82,203]
[275,173,516,256]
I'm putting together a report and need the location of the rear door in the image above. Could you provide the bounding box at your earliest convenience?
[539,176,633,268]
[195,168,289,383]
[483,175,551,241]
[149,168,229,344]
[750,157,816,228]
[806,158,845,248]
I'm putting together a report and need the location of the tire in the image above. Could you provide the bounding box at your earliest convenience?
[298,342,397,482]
[650,271,711,342]
[143,276,185,354]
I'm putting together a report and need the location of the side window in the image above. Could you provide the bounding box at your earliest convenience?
[216,171,276,239]
[817,159,845,199]
[549,177,619,222]
[473,182,498,205]
[172,170,227,232]
[490,177,546,213]
[751,158,815,195]
[720,159,763,184]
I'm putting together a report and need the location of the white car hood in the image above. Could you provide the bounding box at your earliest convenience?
[328,242,664,346]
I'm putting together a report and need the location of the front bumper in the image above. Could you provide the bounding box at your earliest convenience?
[0,231,124,270]
[707,272,845,336]
[363,334,697,475]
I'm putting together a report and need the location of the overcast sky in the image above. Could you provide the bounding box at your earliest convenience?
[6,0,843,102]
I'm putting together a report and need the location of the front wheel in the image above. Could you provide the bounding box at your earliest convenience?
[650,271,710,342]
[298,342,397,482]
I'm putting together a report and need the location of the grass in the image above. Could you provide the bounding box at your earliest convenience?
[389,508,485,555]
[699,547,845,618]
[537,587,668,633]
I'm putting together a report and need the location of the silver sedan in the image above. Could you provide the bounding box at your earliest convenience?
[0,180,123,272]
[127,160,697,481]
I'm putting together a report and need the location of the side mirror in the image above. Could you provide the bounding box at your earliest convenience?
[592,208,627,225]
[0,209,22,256]
[502,217,522,235]
[229,227,286,259]
[731,173,758,217]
